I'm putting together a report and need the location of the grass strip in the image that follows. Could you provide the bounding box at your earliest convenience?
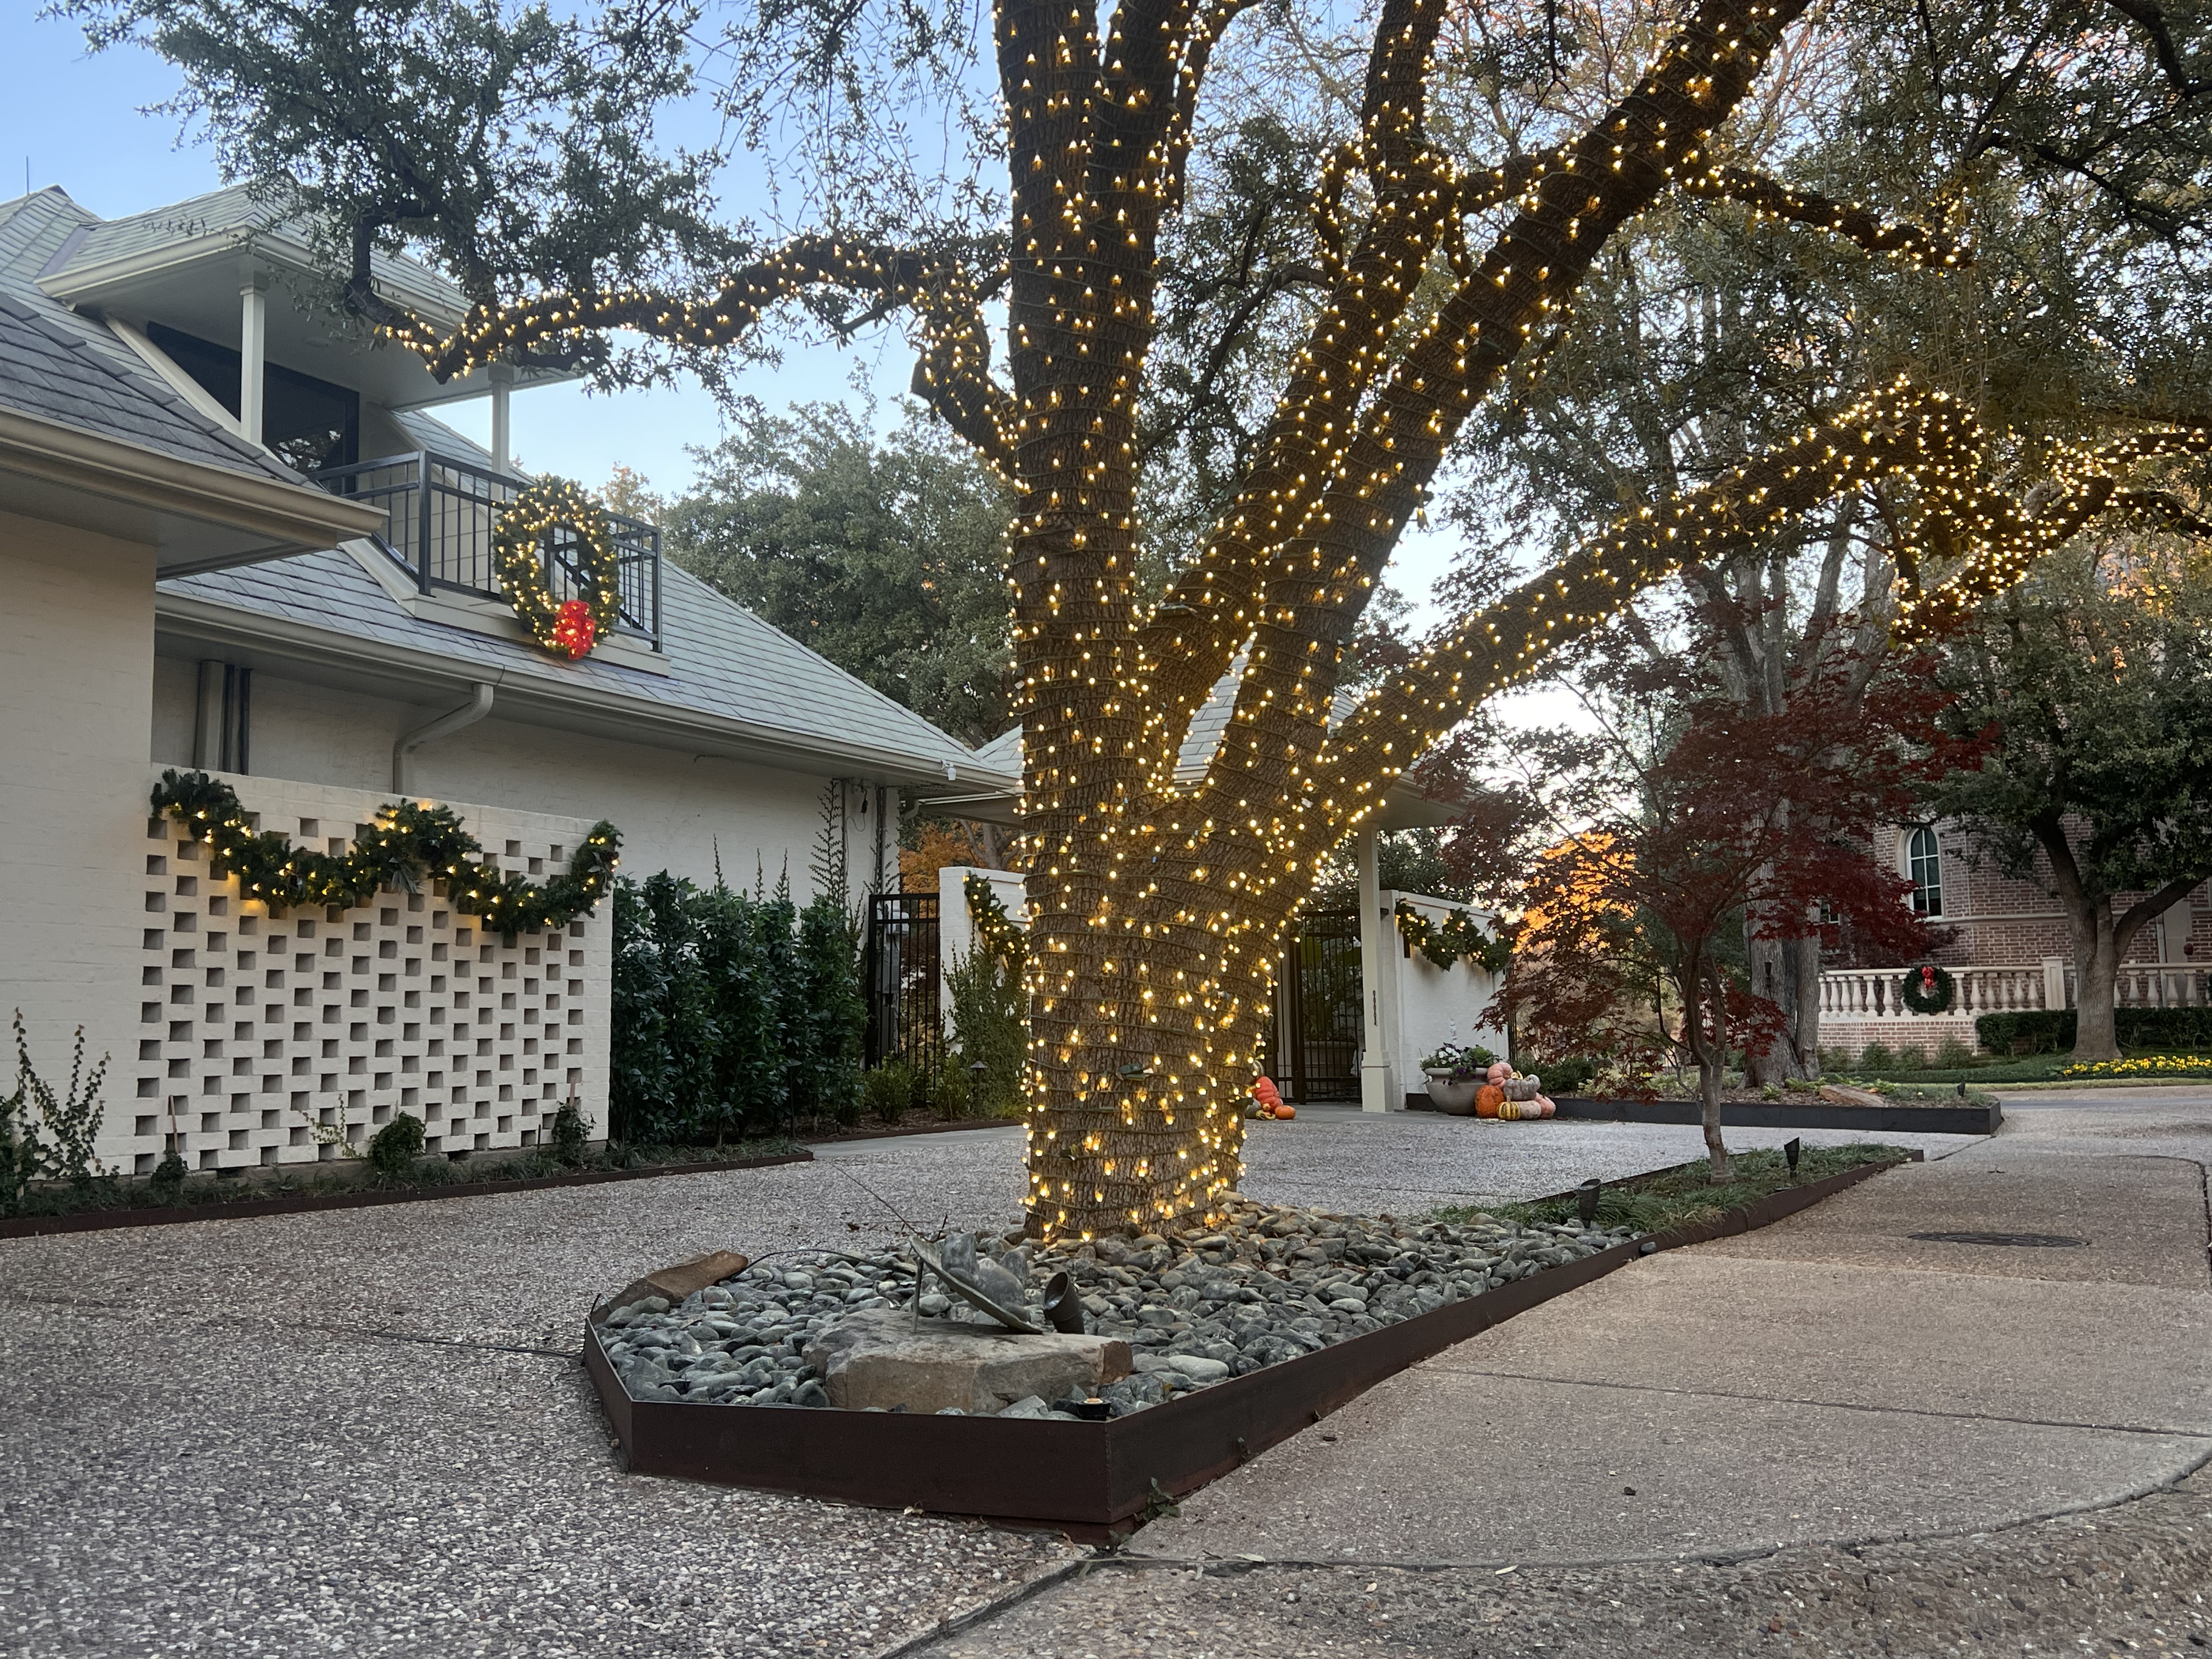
[1432,1142,1915,1237]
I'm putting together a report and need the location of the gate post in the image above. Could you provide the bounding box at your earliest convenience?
[1356,827,1402,1112]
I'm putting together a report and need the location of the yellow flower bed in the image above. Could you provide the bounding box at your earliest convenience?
[2057,1054,2212,1079]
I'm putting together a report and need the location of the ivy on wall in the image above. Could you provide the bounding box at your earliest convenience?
[149,770,620,940]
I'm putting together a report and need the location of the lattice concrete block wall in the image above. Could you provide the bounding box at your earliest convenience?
[128,769,612,1175]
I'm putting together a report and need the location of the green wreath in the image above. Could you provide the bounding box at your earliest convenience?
[494,478,621,659]
[1898,962,1957,1015]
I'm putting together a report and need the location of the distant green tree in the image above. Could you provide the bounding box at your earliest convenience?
[668,403,1014,746]
[1927,542,2212,1063]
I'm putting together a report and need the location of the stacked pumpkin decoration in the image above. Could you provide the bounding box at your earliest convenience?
[1474,1060,1558,1121]
[1249,1076,1296,1120]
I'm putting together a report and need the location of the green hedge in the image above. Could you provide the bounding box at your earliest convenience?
[1976,1006,2212,1055]
[608,873,864,1143]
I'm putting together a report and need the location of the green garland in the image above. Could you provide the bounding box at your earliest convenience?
[963,873,1029,964]
[1897,962,1958,1015]
[150,770,620,941]
[1393,899,1511,974]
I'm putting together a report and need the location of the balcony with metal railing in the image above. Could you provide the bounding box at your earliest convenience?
[313,449,662,649]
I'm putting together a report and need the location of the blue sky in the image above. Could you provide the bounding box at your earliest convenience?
[2,1,1474,629]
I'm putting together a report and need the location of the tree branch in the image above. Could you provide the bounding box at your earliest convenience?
[368,233,1018,477]
[2104,0,2212,99]
[1675,165,1967,266]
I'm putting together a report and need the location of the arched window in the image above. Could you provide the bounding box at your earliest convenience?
[1907,827,1943,917]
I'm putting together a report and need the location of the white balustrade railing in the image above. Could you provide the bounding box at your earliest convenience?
[1821,961,2210,1019]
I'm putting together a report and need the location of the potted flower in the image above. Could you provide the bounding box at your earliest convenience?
[1421,1044,1497,1115]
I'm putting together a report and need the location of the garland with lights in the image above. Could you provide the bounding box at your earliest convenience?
[150,770,620,940]
[1392,900,1511,974]
[1898,963,1958,1016]
[494,479,622,660]
[963,874,1029,965]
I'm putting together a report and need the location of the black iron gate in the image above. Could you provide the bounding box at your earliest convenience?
[1278,912,1362,1101]
[865,893,944,1088]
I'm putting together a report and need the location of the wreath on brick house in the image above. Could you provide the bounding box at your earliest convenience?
[1897,962,1958,1015]
[150,770,620,941]
[494,478,622,660]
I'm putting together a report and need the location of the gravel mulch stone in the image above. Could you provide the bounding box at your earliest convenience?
[600,1199,1634,1414]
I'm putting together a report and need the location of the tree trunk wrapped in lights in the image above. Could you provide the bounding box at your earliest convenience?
[338,0,2204,1238]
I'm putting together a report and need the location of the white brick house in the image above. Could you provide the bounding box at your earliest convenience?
[0,183,1014,1174]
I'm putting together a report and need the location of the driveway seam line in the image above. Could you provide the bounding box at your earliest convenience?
[1409,1363,2212,1439]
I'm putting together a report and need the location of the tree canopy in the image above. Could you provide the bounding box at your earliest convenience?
[1926,538,2212,1060]
[667,403,1016,747]
[72,0,2212,1233]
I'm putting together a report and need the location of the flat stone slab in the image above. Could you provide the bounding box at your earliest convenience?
[804,1307,1132,1415]
[609,1248,751,1313]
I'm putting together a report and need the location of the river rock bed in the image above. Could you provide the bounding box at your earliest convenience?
[596,1196,1634,1417]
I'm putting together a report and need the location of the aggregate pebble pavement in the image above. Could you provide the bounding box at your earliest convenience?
[2,1099,2167,1659]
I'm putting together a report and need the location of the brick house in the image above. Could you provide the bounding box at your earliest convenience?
[0,183,1012,1176]
[1819,820,2208,1060]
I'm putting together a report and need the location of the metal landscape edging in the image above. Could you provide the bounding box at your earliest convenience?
[582,1155,1908,1538]
[0,1150,815,1240]
[1541,1094,2001,1135]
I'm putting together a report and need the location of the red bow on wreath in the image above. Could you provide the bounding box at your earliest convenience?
[1920,966,1937,993]
[549,598,598,659]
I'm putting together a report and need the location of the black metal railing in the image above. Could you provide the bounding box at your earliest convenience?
[313,449,662,648]
[865,893,944,1100]
[1277,912,1362,1101]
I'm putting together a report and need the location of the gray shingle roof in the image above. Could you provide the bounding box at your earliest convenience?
[0,291,302,483]
[161,545,985,775]
[46,183,466,317]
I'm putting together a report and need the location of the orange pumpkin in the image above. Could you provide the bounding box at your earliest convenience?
[1475,1084,1504,1118]
[1273,1103,1297,1120]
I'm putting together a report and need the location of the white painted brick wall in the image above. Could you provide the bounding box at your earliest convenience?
[1,517,159,1159]
[133,770,612,1173]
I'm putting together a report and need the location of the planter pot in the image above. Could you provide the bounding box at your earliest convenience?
[1424,1073,1481,1115]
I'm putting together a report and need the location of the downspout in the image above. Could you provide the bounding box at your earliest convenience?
[393,682,495,794]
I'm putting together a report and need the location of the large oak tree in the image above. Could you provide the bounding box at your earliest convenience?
[80,0,2212,1235]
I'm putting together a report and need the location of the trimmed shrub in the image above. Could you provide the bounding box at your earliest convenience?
[608,871,866,1143]
[549,1099,589,1166]
[862,1061,916,1125]
[944,943,1028,1117]
[1533,1056,1599,1094]
[1857,1041,1897,1074]
[1934,1035,1977,1069]
[1977,1006,2212,1056]
[368,1112,425,1180]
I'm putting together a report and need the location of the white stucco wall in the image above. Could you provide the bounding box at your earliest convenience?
[150,659,895,896]
[1,513,160,1151]
[1384,890,1509,1097]
[133,770,611,1173]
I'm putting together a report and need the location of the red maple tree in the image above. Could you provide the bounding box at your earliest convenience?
[1499,661,1950,1176]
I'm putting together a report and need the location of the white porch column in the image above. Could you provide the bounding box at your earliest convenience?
[2041,956,2066,1011]
[488,362,515,475]
[1356,826,1402,1112]
[238,267,268,447]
